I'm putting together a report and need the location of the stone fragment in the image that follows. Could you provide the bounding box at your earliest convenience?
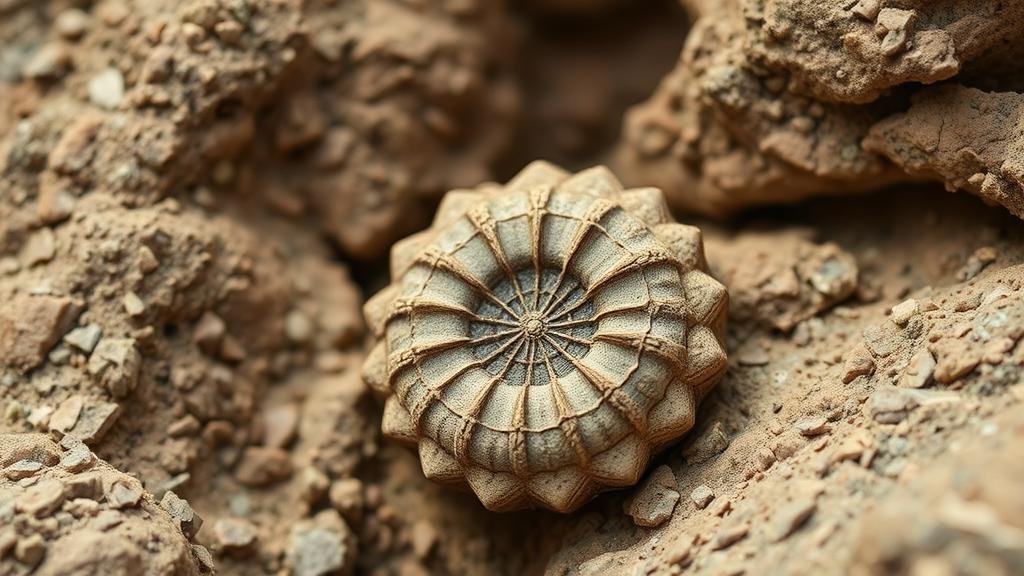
[235,447,293,486]
[94,509,125,530]
[711,522,749,550]
[682,421,729,464]
[65,400,121,445]
[889,298,919,327]
[14,534,46,568]
[286,511,355,576]
[49,395,84,435]
[842,346,876,383]
[106,480,143,509]
[65,472,103,500]
[161,491,203,539]
[59,444,96,473]
[122,292,145,317]
[769,498,817,541]
[690,484,715,509]
[191,544,216,573]
[328,478,364,520]
[88,338,141,398]
[898,349,935,389]
[0,295,79,371]
[851,0,880,21]
[285,310,315,344]
[262,403,300,448]
[795,416,830,437]
[24,43,71,79]
[877,8,916,56]
[18,478,66,518]
[37,187,76,224]
[627,465,680,528]
[193,312,226,354]
[64,324,103,353]
[55,8,90,39]
[410,519,438,559]
[213,518,258,553]
[88,68,125,110]
[4,459,43,480]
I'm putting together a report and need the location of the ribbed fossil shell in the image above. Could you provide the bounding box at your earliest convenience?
[362,162,728,512]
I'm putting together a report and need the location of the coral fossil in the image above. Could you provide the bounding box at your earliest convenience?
[362,162,728,512]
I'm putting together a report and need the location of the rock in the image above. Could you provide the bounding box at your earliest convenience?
[262,403,300,448]
[191,544,216,573]
[88,68,125,110]
[122,292,145,317]
[14,534,46,568]
[24,43,71,79]
[627,465,680,528]
[37,187,76,224]
[665,535,692,567]
[235,447,292,486]
[286,510,355,576]
[0,295,79,372]
[711,522,749,550]
[4,459,43,480]
[95,509,125,530]
[49,395,84,436]
[18,478,66,518]
[889,298,919,327]
[285,310,315,344]
[842,346,876,384]
[682,421,729,464]
[410,519,438,559]
[64,324,103,353]
[60,399,121,445]
[106,480,143,509]
[795,416,830,437]
[192,312,226,355]
[213,518,257,554]
[55,8,90,39]
[65,473,103,500]
[161,491,203,539]
[769,498,817,541]
[898,349,936,389]
[59,444,96,473]
[869,388,960,423]
[877,8,916,56]
[328,478,364,520]
[88,338,141,399]
[690,484,715,509]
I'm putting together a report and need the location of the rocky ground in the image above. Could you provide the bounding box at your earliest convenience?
[1,1,1023,575]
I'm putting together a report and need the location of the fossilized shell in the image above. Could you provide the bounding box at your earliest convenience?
[362,161,728,513]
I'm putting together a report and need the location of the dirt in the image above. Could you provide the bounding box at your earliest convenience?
[1,1,1023,575]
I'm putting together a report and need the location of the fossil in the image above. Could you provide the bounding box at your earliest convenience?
[362,162,728,512]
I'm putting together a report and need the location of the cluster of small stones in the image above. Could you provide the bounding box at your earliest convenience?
[361,162,728,512]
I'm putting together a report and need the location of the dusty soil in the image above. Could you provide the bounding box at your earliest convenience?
[1,1,1023,575]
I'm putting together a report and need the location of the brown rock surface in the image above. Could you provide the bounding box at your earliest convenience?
[0,433,202,575]
[3,1,1024,575]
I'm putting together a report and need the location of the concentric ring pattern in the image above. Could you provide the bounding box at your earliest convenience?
[362,162,728,512]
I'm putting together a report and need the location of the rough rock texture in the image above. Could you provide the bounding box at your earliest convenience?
[362,162,728,512]
[0,0,519,261]
[614,0,1024,217]
[865,85,1024,220]
[3,1,1024,575]
[0,433,203,575]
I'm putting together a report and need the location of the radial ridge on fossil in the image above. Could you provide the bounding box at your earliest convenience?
[361,161,728,512]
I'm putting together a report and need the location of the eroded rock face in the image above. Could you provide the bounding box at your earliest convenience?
[614,0,1024,218]
[865,85,1024,219]
[361,162,728,512]
[0,433,204,575]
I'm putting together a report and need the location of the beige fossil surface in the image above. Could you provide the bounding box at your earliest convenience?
[361,162,728,512]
